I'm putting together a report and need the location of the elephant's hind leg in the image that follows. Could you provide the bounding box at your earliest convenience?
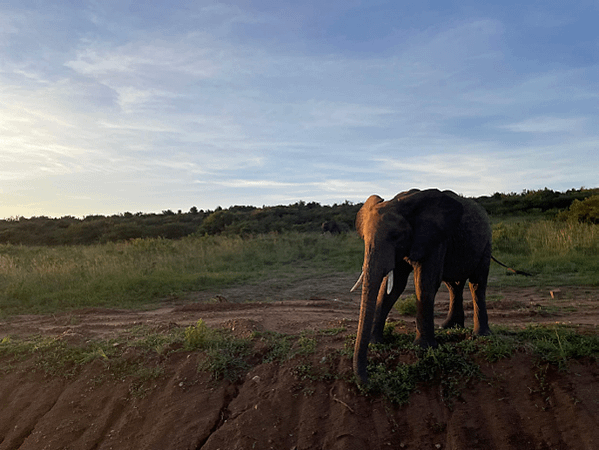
[469,250,492,336]
[441,280,466,329]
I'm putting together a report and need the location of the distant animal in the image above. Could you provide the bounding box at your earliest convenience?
[351,189,493,384]
[321,220,342,234]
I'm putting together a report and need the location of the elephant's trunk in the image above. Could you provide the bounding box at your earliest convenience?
[353,266,386,384]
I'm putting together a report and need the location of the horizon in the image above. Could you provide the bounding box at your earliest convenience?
[2,1,598,219]
[2,185,595,221]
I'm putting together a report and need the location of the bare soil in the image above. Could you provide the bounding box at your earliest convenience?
[1,274,599,450]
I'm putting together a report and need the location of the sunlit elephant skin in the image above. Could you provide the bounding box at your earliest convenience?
[352,189,492,384]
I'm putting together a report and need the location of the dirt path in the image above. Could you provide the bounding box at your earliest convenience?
[3,275,598,341]
[1,275,598,450]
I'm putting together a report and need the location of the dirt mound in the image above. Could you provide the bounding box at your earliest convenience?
[2,344,598,450]
[1,278,599,449]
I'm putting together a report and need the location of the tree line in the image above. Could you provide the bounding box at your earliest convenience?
[1,188,598,246]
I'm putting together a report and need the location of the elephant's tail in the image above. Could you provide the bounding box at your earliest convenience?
[491,256,532,276]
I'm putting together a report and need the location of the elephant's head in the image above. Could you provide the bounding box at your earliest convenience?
[352,189,464,384]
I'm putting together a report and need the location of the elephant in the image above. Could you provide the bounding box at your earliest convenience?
[321,220,342,234]
[351,188,492,384]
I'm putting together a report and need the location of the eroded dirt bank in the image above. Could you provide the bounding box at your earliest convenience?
[1,277,599,450]
[1,348,598,450]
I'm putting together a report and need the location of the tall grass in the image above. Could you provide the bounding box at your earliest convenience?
[0,233,363,317]
[1,218,598,317]
[491,220,599,285]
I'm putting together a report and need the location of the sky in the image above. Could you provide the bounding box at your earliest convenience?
[1,1,598,219]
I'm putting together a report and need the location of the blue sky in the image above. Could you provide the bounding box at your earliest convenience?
[1,1,598,218]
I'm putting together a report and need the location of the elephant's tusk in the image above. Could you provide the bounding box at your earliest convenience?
[350,271,364,292]
[386,271,394,295]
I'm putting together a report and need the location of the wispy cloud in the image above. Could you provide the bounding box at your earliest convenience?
[303,101,395,128]
[502,117,586,133]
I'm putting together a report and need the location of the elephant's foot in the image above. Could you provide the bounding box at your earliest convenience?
[370,327,385,344]
[440,318,464,329]
[370,334,384,344]
[473,325,492,336]
[413,334,438,349]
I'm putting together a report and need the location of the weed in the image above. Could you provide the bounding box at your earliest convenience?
[34,338,108,378]
[294,333,317,356]
[127,325,184,355]
[184,320,213,350]
[292,363,318,381]
[521,324,599,369]
[185,320,252,381]
[199,346,251,382]
[476,334,517,362]
[394,294,418,316]
[320,326,347,336]
[255,331,294,363]
[366,336,481,406]
[291,357,337,383]
[0,335,165,382]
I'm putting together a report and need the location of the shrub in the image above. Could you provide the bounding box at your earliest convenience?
[394,294,418,316]
[558,195,599,224]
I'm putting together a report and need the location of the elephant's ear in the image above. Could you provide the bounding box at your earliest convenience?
[400,190,464,262]
[356,195,384,239]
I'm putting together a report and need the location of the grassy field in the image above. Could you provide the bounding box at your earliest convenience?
[0,233,362,317]
[491,218,599,286]
[1,218,598,317]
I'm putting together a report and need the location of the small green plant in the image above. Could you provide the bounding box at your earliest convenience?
[295,333,317,356]
[367,340,481,405]
[254,331,294,363]
[394,294,418,316]
[127,324,184,355]
[292,362,318,381]
[476,333,517,362]
[185,320,252,381]
[291,354,338,383]
[199,345,251,382]
[521,324,599,369]
[320,326,347,336]
[0,335,164,383]
[184,320,212,350]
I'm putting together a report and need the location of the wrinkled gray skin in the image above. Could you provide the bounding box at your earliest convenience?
[353,189,492,384]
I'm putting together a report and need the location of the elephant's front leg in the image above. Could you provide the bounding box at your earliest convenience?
[413,264,442,348]
[371,266,410,343]
[441,280,466,329]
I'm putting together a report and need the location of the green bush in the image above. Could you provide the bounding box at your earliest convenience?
[394,294,418,316]
[557,195,599,224]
